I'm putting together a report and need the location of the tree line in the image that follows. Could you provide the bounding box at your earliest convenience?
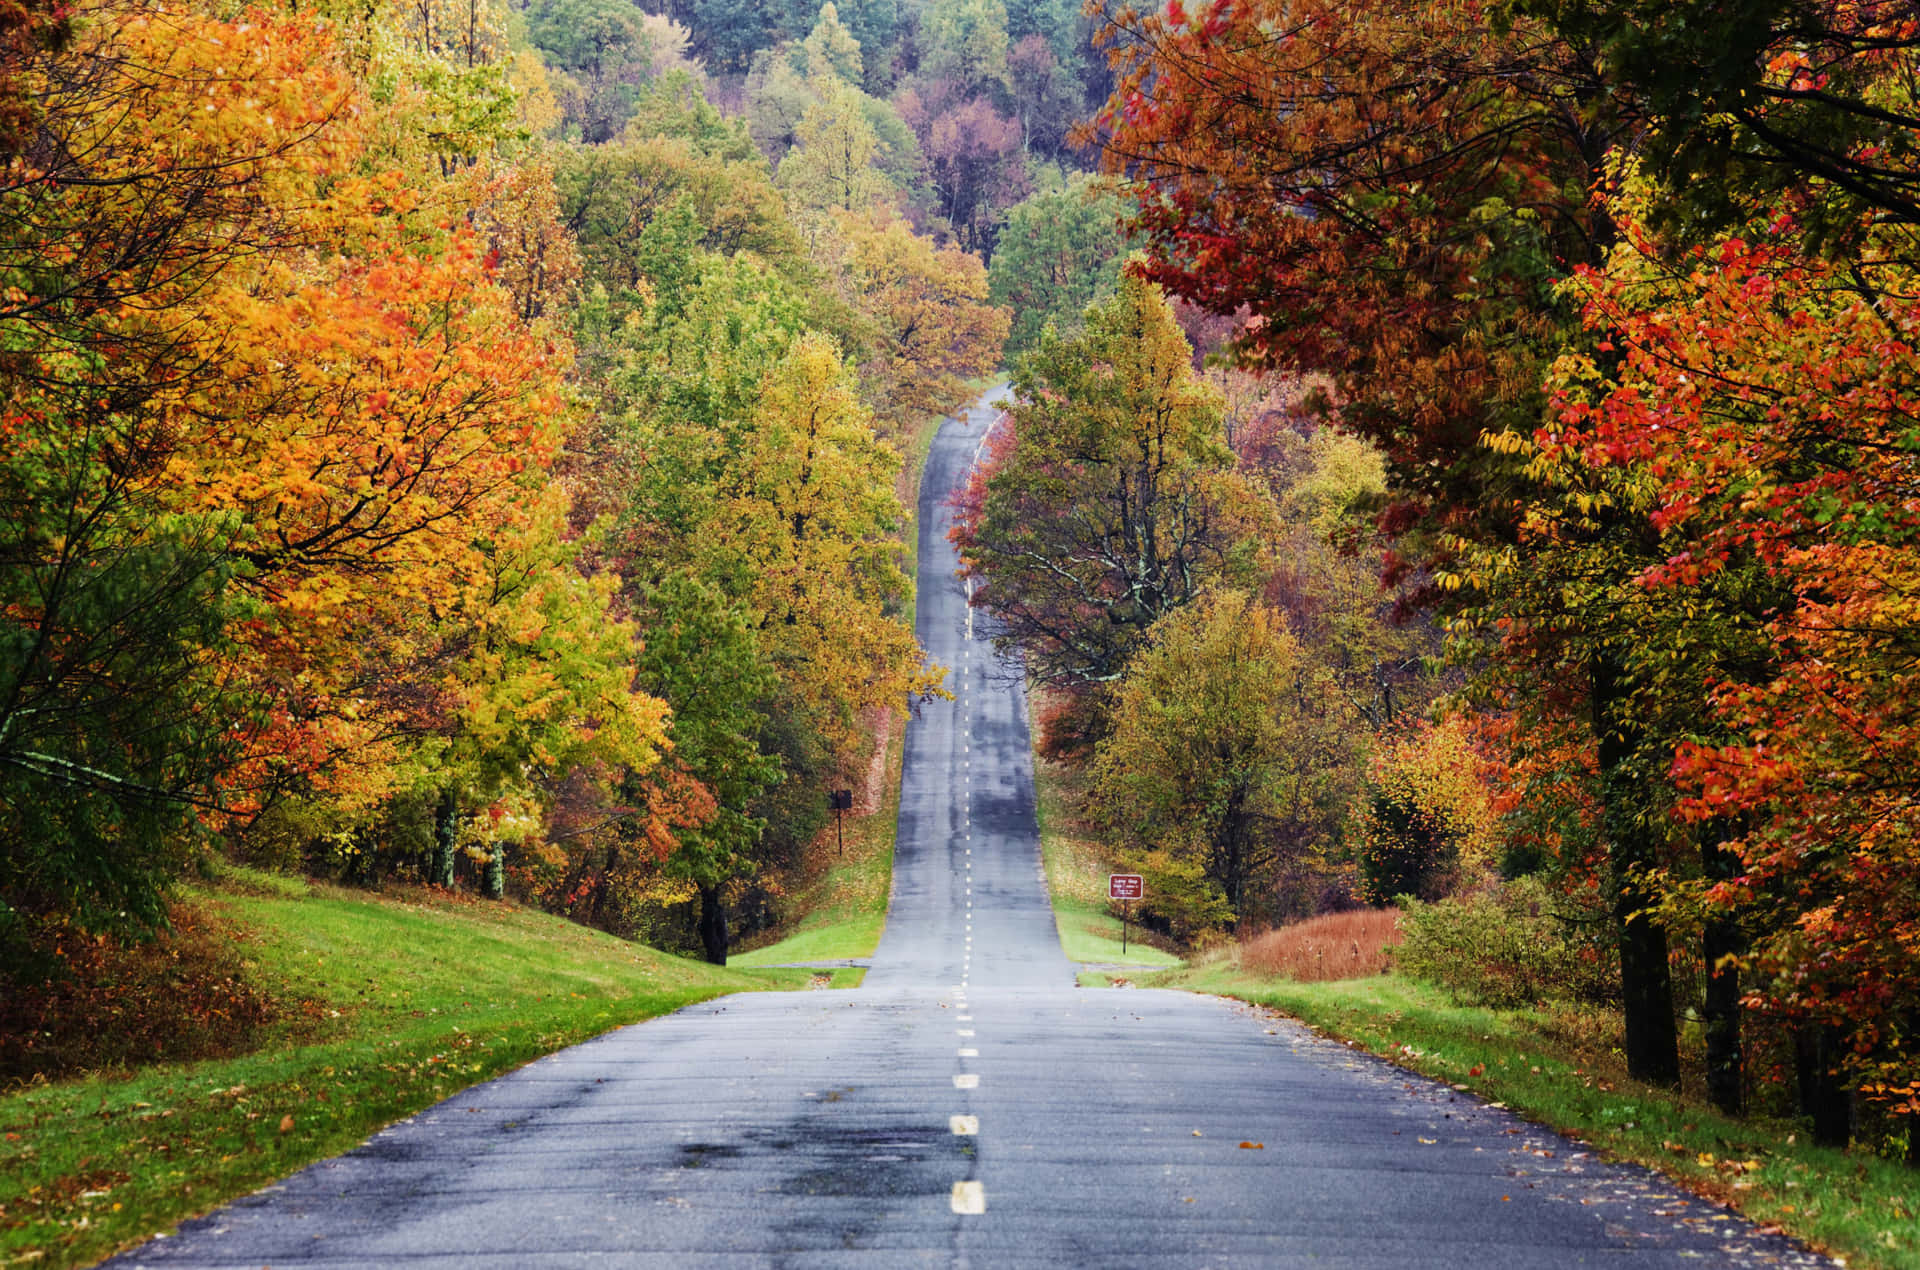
[0,0,1030,974]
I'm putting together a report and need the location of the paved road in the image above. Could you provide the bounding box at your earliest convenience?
[109,389,1830,1268]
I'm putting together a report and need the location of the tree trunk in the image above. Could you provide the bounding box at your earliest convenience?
[698,884,729,965]
[1593,651,1681,1088]
[430,786,458,889]
[589,843,619,927]
[1794,1025,1853,1148]
[355,828,380,886]
[1701,834,1745,1116]
[481,842,505,900]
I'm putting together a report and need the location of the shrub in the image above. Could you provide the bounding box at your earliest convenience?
[1356,784,1461,903]
[1394,876,1618,1008]
[1126,848,1234,945]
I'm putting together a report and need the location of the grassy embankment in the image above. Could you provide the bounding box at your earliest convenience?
[1026,709,1181,979]
[1,869,813,1270]
[1151,955,1920,1270]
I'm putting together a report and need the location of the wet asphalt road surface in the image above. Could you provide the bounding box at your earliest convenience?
[106,389,1834,1267]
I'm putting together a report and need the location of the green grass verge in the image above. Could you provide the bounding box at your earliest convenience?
[1,870,805,1270]
[1154,962,1920,1270]
[729,720,904,968]
[1029,711,1181,971]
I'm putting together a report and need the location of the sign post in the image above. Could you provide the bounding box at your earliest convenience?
[828,789,853,855]
[1108,874,1144,956]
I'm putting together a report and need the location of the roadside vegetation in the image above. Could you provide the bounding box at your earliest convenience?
[1030,715,1181,976]
[0,866,810,1270]
[1155,950,1918,1270]
[729,718,907,976]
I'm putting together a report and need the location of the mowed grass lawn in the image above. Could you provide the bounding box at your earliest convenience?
[1159,961,1920,1270]
[1,869,809,1270]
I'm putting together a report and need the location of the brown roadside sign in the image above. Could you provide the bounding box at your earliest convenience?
[1109,874,1144,900]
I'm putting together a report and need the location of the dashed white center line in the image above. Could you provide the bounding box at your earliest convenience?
[951,1180,986,1214]
[957,1029,974,1037]
[958,1048,978,1057]
[953,1073,979,1089]
[950,1115,979,1136]
[957,1014,972,1021]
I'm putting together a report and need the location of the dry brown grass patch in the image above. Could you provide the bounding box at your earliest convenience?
[1235,909,1400,982]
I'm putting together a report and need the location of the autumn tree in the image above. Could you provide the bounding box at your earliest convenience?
[954,274,1271,702]
[776,77,892,213]
[1524,222,1920,1135]
[1254,425,1445,734]
[633,572,781,965]
[599,257,942,915]
[833,208,1010,427]
[899,85,1028,255]
[1515,0,1920,233]
[0,3,356,937]
[1353,718,1497,904]
[416,490,670,899]
[1088,0,1627,562]
[1085,0,1720,1088]
[0,0,630,940]
[698,332,941,762]
[987,174,1127,360]
[1090,589,1361,933]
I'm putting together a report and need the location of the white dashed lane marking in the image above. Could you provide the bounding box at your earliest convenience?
[951,1180,986,1214]
[954,1074,979,1089]
[950,1115,979,1136]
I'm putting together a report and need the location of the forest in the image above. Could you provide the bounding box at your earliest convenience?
[3,0,1918,1208]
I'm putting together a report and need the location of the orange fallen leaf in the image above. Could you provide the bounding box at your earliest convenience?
[279,1115,295,1133]
[1238,1141,1264,1150]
